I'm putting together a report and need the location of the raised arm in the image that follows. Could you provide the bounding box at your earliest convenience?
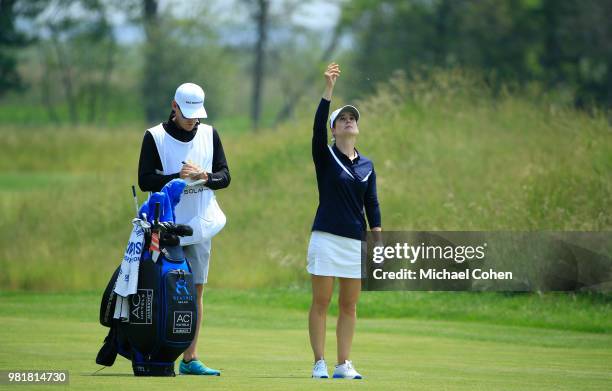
[313,63,341,165]
[323,62,339,101]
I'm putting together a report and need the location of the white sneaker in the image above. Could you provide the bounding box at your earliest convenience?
[333,360,363,379]
[312,359,329,378]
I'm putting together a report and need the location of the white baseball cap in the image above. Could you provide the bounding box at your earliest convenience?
[329,105,360,129]
[174,82,208,119]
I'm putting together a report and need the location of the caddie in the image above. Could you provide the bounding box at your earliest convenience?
[137,82,230,376]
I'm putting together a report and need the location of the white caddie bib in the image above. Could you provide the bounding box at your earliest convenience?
[147,123,225,244]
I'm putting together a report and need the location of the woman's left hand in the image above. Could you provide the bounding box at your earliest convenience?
[180,161,206,180]
[192,171,209,181]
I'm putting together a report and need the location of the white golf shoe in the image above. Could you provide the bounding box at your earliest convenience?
[311,359,329,378]
[332,360,363,379]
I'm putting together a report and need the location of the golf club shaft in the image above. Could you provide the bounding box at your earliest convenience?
[131,185,139,218]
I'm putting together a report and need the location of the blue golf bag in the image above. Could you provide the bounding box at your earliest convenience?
[97,180,197,376]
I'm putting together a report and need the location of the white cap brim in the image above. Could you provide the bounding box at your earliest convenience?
[179,105,207,119]
[329,105,360,129]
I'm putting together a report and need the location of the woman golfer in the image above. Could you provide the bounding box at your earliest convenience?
[308,63,381,379]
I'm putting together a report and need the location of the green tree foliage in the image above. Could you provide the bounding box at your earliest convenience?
[344,0,612,108]
[35,0,118,124]
[140,0,231,123]
[0,0,45,96]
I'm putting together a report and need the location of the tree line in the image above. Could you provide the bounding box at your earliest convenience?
[344,0,611,109]
[0,0,610,129]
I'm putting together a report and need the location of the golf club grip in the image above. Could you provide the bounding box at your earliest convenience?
[154,202,160,222]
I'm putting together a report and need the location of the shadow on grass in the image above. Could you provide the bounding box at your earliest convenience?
[249,376,305,379]
[84,373,135,377]
[84,372,306,379]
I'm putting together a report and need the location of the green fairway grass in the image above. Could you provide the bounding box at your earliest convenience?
[1,72,610,390]
[0,290,611,391]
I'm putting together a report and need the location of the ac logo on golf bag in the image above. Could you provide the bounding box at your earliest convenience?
[130,289,153,324]
[173,311,193,334]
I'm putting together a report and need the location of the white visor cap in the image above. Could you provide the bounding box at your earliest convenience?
[329,105,360,129]
[174,82,208,119]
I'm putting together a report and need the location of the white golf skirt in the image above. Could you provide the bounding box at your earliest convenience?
[307,230,363,279]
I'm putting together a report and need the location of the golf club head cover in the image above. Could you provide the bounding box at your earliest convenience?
[137,179,187,224]
[173,224,193,237]
[160,232,180,247]
[157,222,193,237]
[139,192,172,224]
[161,179,187,221]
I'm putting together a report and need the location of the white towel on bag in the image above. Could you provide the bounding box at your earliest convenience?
[113,220,145,320]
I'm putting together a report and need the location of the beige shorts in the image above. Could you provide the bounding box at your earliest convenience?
[183,238,212,285]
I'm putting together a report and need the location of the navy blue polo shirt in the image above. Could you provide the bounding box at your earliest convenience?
[311,98,381,240]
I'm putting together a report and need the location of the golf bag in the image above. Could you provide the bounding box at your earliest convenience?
[97,181,197,376]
